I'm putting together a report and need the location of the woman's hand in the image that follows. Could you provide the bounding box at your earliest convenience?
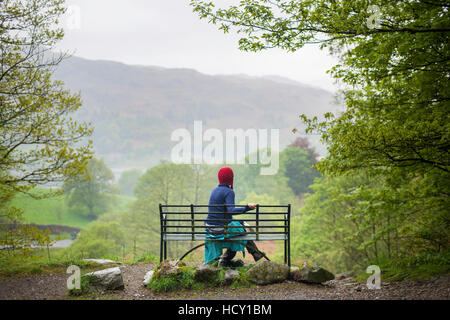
[247,203,257,210]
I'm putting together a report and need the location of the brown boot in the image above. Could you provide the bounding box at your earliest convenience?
[246,240,268,262]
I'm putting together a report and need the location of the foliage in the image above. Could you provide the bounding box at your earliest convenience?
[0,0,93,191]
[233,155,296,204]
[67,272,95,296]
[230,265,254,289]
[191,0,450,277]
[118,169,142,196]
[63,158,116,219]
[0,186,54,259]
[0,0,92,256]
[0,247,100,278]
[148,265,201,292]
[280,146,321,195]
[63,221,125,259]
[148,265,250,293]
[123,162,218,258]
[8,188,92,228]
[292,171,450,275]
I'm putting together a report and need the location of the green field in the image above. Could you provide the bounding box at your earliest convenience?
[10,189,135,229]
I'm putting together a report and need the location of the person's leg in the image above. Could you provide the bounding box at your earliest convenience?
[242,222,267,262]
[245,240,265,261]
[218,249,236,267]
[222,248,237,261]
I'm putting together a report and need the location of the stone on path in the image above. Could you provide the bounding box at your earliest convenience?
[292,264,335,284]
[83,259,122,265]
[224,269,240,284]
[82,267,124,291]
[289,266,300,279]
[246,261,290,285]
[194,265,219,282]
[157,260,182,277]
[143,270,155,286]
[335,273,352,280]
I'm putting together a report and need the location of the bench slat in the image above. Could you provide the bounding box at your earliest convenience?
[163,234,287,241]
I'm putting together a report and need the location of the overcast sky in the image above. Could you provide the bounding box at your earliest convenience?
[56,0,339,92]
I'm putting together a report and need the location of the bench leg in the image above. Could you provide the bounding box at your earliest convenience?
[160,237,164,262]
[164,240,167,260]
[284,239,287,265]
[288,237,291,267]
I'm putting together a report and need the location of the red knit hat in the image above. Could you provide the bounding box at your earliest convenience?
[218,166,234,189]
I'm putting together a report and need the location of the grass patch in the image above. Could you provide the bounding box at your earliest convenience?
[230,265,254,289]
[354,251,450,283]
[148,265,202,292]
[10,188,91,228]
[10,188,135,229]
[147,264,251,293]
[0,248,108,280]
[67,272,96,296]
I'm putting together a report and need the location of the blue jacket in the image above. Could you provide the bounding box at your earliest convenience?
[206,184,251,226]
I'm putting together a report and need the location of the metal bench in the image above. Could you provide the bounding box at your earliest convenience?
[159,204,291,266]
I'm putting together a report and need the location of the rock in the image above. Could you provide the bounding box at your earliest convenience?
[224,269,240,284]
[335,273,352,280]
[292,264,335,284]
[194,265,219,282]
[289,266,299,279]
[157,260,182,277]
[83,259,122,265]
[143,270,155,286]
[82,267,124,291]
[246,261,290,285]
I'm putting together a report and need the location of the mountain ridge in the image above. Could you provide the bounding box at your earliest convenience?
[53,56,338,169]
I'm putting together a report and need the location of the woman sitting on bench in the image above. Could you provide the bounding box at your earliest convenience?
[205,166,266,267]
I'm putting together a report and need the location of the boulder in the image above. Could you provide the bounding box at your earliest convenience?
[143,270,155,286]
[335,273,352,280]
[82,267,124,291]
[292,264,334,284]
[83,259,122,265]
[290,266,299,272]
[157,260,182,277]
[194,265,219,282]
[224,269,240,284]
[246,261,290,285]
[289,266,300,280]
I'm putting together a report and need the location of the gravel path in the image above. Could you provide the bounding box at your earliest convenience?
[0,263,448,300]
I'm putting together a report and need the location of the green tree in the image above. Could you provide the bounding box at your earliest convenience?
[64,221,125,259]
[0,0,92,254]
[0,0,92,191]
[280,138,321,195]
[233,151,296,204]
[191,0,450,271]
[63,158,115,219]
[124,162,197,257]
[118,169,142,196]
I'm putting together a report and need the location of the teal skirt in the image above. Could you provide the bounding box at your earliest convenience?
[204,220,247,265]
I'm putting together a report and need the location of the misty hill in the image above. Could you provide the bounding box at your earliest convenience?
[54,56,338,170]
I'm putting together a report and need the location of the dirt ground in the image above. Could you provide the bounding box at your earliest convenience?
[0,262,448,300]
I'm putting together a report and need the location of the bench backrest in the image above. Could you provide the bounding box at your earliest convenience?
[159,204,290,241]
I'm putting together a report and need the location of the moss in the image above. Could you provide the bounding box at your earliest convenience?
[147,264,252,293]
[67,273,96,296]
[230,267,254,289]
[148,265,199,292]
